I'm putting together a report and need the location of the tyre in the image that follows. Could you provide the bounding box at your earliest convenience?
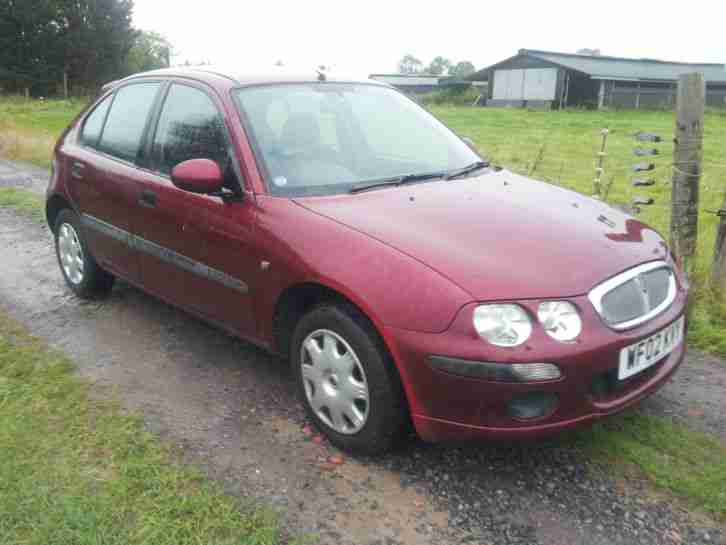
[54,208,115,298]
[291,303,407,455]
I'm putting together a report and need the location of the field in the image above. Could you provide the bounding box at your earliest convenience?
[1,96,726,356]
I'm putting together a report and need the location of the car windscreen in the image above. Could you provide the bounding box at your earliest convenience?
[233,83,481,196]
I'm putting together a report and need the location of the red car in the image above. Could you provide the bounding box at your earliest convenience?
[47,67,688,454]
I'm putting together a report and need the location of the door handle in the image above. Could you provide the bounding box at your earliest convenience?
[138,189,157,209]
[71,161,85,180]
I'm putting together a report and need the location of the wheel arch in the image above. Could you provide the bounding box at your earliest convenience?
[273,280,413,429]
[46,193,74,233]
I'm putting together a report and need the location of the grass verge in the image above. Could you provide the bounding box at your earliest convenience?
[0,312,286,545]
[0,187,46,223]
[0,95,86,167]
[570,412,726,522]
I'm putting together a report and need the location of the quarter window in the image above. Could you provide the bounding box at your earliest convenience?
[152,84,228,175]
[99,82,161,162]
[80,95,112,148]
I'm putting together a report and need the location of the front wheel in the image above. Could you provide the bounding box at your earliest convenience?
[291,303,407,455]
[54,209,115,298]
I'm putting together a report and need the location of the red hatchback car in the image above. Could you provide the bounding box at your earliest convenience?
[47,67,688,454]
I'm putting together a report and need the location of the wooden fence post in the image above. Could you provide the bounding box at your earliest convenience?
[670,73,705,268]
[713,206,726,290]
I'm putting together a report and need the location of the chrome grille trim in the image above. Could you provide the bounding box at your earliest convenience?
[588,260,677,331]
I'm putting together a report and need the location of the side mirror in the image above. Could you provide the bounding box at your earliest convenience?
[171,159,224,195]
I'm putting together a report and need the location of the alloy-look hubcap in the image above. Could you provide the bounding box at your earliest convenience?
[300,329,370,435]
[58,223,85,285]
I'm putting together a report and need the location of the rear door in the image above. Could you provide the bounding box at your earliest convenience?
[136,81,258,336]
[67,82,163,282]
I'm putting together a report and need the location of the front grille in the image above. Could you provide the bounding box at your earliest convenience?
[589,261,676,330]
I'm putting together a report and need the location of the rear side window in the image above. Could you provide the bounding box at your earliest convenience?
[80,95,112,148]
[152,84,228,175]
[99,82,161,162]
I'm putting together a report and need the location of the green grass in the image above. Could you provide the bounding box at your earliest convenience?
[0,187,46,222]
[570,412,726,521]
[0,95,86,167]
[0,313,286,545]
[1,96,725,356]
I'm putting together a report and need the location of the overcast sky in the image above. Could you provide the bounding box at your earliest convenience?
[133,0,725,75]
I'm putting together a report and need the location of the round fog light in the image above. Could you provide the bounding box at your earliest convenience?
[507,392,559,420]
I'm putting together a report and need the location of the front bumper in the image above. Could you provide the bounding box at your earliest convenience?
[383,288,688,443]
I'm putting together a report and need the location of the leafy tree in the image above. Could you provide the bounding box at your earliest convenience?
[126,31,172,74]
[0,0,141,95]
[397,54,423,74]
[57,0,137,93]
[426,56,452,76]
[0,0,63,92]
[450,61,476,79]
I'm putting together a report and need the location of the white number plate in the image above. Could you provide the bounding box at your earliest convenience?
[618,316,684,380]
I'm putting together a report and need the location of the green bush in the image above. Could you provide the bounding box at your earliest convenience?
[418,86,482,106]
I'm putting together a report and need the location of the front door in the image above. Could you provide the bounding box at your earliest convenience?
[135,82,257,337]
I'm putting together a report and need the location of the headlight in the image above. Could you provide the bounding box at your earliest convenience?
[473,304,532,347]
[537,301,582,342]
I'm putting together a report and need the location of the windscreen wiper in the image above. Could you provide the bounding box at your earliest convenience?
[444,160,490,180]
[349,171,446,194]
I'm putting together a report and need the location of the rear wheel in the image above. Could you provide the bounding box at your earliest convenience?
[291,303,407,455]
[54,209,114,298]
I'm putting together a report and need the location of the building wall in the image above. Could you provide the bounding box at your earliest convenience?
[370,75,440,86]
[601,81,726,109]
[707,85,726,108]
[492,68,558,101]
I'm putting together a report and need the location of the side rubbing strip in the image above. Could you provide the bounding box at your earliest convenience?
[81,214,249,294]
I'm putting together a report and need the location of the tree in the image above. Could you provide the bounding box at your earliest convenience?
[126,31,172,74]
[0,0,143,96]
[0,0,63,93]
[426,56,452,76]
[450,61,476,79]
[57,0,137,93]
[397,54,423,74]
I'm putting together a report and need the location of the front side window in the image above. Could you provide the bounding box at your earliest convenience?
[152,84,229,175]
[80,94,112,148]
[234,83,480,196]
[99,82,161,162]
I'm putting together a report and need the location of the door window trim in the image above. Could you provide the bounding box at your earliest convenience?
[79,92,114,149]
[145,79,245,196]
[77,79,166,169]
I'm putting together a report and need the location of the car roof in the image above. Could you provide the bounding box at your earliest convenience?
[107,66,389,91]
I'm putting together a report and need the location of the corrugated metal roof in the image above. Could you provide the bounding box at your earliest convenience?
[481,50,726,83]
[523,50,726,83]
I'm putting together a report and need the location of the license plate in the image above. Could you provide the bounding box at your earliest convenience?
[618,316,684,380]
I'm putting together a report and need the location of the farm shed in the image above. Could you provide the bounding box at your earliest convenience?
[369,74,441,93]
[469,49,726,109]
[369,74,485,95]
